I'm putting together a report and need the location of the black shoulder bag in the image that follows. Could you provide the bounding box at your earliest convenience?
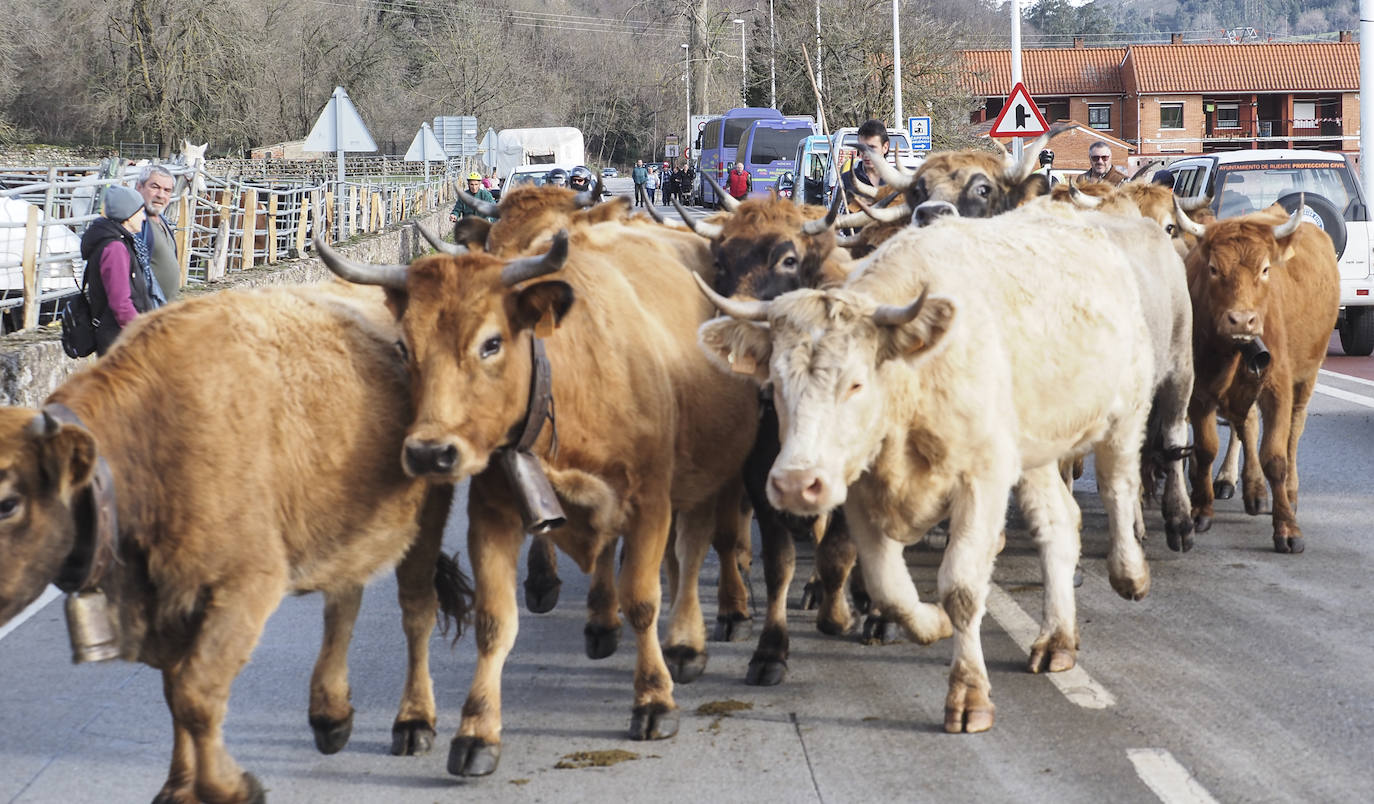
[60,267,100,359]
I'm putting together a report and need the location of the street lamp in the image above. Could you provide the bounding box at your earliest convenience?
[734,18,746,103]
[682,43,691,156]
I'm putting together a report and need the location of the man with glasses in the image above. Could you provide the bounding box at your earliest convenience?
[1076,141,1126,186]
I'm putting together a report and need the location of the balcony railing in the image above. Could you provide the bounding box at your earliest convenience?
[1205,117,1345,140]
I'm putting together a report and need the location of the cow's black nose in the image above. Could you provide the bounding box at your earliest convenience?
[914,201,956,227]
[404,440,459,475]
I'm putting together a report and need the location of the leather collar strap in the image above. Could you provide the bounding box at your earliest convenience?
[41,403,119,594]
[510,336,558,456]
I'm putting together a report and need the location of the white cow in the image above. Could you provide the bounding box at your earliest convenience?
[694,204,1159,733]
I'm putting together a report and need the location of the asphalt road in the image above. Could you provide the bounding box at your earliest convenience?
[3,296,1373,801]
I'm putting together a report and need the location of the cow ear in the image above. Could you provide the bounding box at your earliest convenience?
[514,281,575,334]
[578,197,630,225]
[878,294,956,363]
[698,318,773,385]
[453,218,491,251]
[1008,173,1050,209]
[29,415,97,496]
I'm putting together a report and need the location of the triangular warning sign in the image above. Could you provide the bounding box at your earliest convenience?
[989,82,1049,138]
[303,86,377,153]
[404,123,446,162]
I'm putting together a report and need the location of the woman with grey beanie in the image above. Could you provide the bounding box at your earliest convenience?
[78,184,167,355]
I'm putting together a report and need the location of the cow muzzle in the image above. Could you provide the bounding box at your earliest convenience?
[1219,310,1262,341]
[914,200,957,227]
[767,466,840,515]
[403,437,464,478]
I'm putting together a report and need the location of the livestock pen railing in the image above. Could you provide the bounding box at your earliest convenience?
[0,159,460,331]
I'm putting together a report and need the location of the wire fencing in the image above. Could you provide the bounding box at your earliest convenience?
[0,156,461,331]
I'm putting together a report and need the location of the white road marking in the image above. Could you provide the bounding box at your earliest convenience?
[1319,368,1374,389]
[984,584,1116,709]
[1313,383,1374,409]
[1127,748,1221,804]
[0,585,60,643]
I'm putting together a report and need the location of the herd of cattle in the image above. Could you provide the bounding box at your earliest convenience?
[0,124,1341,802]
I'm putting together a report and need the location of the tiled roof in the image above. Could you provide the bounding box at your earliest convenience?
[961,48,1126,97]
[1125,42,1359,93]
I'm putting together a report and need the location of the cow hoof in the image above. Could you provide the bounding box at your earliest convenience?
[663,645,707,683]
[628,703,679,740]
[523,577,561,614]
[800,581,820,610]
[1165,520,1195,553]
[152,787,193,804]
[448,736,501,776]
[711,613,753,642]
[1193,514,1213,534]
[745,656,787,686]
[1244,494,1268,517]
[861,616,901,645]
[584,623,620,659]
[239,772,267,804]
[390,719,435,756]
[816,612,853,637]
[1273,533,1305,554]
[944,706,995,734]
[1213,480,1235,500]
[1028,635,1077,674]
[1109,571,1150,602]
[309,710,353,755]
[1072,564,1084,588]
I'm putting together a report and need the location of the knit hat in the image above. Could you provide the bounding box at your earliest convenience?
[103,185,145,222]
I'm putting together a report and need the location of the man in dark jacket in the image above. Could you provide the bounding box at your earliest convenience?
[79,185,163,355]
[450,172,496,222]
[631,160,648,207]
[136,164,181,302]
[840,118,889,206]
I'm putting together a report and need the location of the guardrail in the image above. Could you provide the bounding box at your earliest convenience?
[0,161,458,331]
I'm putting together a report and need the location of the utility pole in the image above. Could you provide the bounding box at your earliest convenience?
[1010,0,1023,162]
[893,0,903,130]
[683,43,691,148]
[770,0,777,109]
[735,18,747,103]
[816,0,823,124]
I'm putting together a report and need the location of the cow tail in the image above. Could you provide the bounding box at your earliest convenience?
[434,550,475,644]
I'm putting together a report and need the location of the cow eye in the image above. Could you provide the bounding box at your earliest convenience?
[1261,264,1270,279]
[1165,223,1177,236]
[975,184,991,198]
[394,340,409,362]
[846,382,863,399]
[1209,264,1219,278]
[0,496,20,519]
[479,335,502,359]
[780,254,798,270]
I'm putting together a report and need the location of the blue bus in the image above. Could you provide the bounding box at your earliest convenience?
[737,119,817,199]
[694,107,784,206]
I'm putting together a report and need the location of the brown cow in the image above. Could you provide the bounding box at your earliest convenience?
[0,283,472,803]
[320,219,758,777]
[436,185,755,685]
[1175,201,1340,552]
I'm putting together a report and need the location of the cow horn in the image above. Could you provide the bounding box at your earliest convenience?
[416,221,468,256]
[673,198,724,239]
[859,144,915,191]
[573,177,602,209]
[704,174,741,211]
[458,187,500,219]
[689,271,770,321]
[501,229,569,286]
[1068,184,1103,209]
[872,287,929,327]
[851,174,880,198]
[315,237,409,289]
[1272,194,1303,239]
[833,210,876,229]
[1007,122,1073,183]
[835,231,864,248]
[856,196,913,223]
[643,200,667,224]
[801,189,846,235]
[1177,194,1212,212]
[1172,197,1208,238]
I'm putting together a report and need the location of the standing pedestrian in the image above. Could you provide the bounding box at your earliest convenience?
[1076,142,1127,186]
[79,185,165,355]
[135,164,181,302]
[631,159,648,207]
[726,161,752,204]
[645,164,659,206]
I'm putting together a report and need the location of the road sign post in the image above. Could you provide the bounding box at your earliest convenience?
[907,116,932,152]
[304,86,377,242]
[404,122,448,183]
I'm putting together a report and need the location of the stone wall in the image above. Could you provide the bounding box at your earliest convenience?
[0,210,446,408]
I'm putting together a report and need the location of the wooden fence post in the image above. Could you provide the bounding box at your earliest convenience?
[243,188,259,270]
[371,192,382,230]
[175,195,191,287]
[21,205,39,330]
[323,190,335,241]
[348,187,358,237]
[266,192,279,263]
[295,190,312,256]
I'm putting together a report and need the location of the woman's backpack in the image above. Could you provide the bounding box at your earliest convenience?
[60,270,100,359]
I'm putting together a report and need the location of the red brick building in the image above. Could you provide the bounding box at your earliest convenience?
[962,36,1360,168]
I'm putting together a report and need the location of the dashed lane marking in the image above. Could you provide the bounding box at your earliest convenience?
[1313,383,1374,409]
[1319,368,1374,389]
[0,584,60,643]
[984,584,1116,709]
[1127,748,1221,804]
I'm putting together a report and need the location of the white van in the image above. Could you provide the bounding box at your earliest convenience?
[823,127,924,208]
[1166,149,1374,355]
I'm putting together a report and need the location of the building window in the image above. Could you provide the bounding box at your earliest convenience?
[1293,101,1317,128]
[1160,103,1184,130]
[1216,104,1240,128]
[1088,105,1111,130]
